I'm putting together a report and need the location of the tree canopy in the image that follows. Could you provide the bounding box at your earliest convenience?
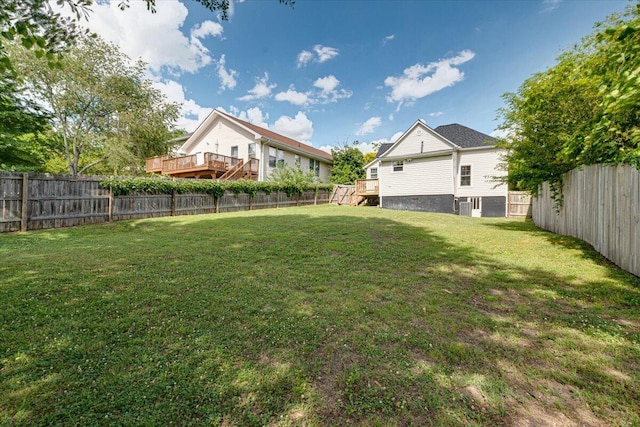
[8,36,180,175]
[497,4,640,196]
[329,144,366,184]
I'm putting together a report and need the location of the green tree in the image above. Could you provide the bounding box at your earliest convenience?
[497,4,640,196]
[268,163,318,186]
[363,151,377,165]
[329,144,365,184]
[0,79,56,171]
[9,36,180,175]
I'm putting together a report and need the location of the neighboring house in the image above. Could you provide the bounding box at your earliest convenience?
[358,119,507,217]
[146,109,332,182]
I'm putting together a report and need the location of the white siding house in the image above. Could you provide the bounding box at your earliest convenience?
[146,109,332,182]
[362,120,507,217]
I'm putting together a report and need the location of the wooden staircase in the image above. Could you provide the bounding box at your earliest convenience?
[219,160,245,180]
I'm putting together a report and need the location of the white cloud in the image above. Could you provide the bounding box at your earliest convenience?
[275,86,311,105]
[296,50,314,68]
[217,54,238,91]
[235,106,270,128]
[356,116,382,136]
[389,113,394,121]
[152,79,213,132]
[385,50,475,109]
[428,111,444,117]
[79,1,223,74]
[296,44,339,67]
[314,75,340,93]
[238,73,277,101]
[191,20,224,39]
[390,131,404,143]
[314,45,339,63]
[272,112,314,143]
[313,75,353,103]
[541,0,561,13]
[382,34,395,45]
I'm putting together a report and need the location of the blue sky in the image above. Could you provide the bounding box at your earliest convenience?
[81,0,629,153]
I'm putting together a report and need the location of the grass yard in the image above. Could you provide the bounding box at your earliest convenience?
[1,205,639,426]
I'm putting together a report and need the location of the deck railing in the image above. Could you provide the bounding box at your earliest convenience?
[355,179,379,196]
[145,152,258,180]
[145,155,170,172]
[161,153,239,174]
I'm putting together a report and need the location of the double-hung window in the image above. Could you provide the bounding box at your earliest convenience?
[269,147,285,168]
[231,146,239,158]
[370,168,378,179]
[392,161,404,172]
[309,159,320,177]
[460,165,471,186]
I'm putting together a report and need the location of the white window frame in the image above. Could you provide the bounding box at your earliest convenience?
[248,143,256,159]
[460,165,471,186]
[231,145,239,159]
[370,167,378,179]
[309,158,320,177]
[269,147,277,168]
[392,161,404,172]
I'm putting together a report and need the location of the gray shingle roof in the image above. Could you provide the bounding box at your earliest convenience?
[376,143,393,158]
[434,124,496,148]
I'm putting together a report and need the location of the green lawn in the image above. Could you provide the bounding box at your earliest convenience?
[1,205,638,426]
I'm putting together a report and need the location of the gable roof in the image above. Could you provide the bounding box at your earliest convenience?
[376,143,393,158]
[216,110,332,161]
[433,124,496,148]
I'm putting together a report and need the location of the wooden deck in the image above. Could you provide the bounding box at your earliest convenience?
[145,153,259,180]
[355,179,379,196]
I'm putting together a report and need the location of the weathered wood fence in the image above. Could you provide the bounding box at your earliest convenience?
[330,185,357,205]
[507,191,532,218]
[533,164,639,277]
[0,172,331,233]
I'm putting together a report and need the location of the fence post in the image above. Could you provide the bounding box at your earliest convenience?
[20,173,28,232]
[314,187,318,205]
[275,190,279,208]
[171,190,177,216]
[108,187,113,222]
[249,195,253,211]
[215,196,220,214]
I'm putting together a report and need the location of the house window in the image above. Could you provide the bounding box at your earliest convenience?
[460,165,471,186]
[370,168,378,179]
[269,147,284,168]
[248,143,256,159]
[309,159,320,177]
[269,147,277,168]
[392,161,404,172]
[294,155,301,167]
[231,146,238,158]
[277,149,285,167]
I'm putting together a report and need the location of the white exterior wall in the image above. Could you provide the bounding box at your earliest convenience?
[365,160,380,179]
[262,144,331,182]
[384,125,452,157]
[379,155,454,197]
[456,148,507,198]
[182,118,258,159]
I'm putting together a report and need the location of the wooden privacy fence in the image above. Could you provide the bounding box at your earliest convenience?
[330,185,356,205]
[533,164,639,277]
[507,191,532,218]
[0,172,331,233]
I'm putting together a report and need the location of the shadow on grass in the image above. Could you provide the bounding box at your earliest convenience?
[1,208,639,426]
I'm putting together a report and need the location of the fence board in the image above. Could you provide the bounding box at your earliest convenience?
[0,172,332,233]
[533,164,639,277]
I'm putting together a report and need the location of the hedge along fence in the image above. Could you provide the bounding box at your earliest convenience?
[0,172,333,233]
